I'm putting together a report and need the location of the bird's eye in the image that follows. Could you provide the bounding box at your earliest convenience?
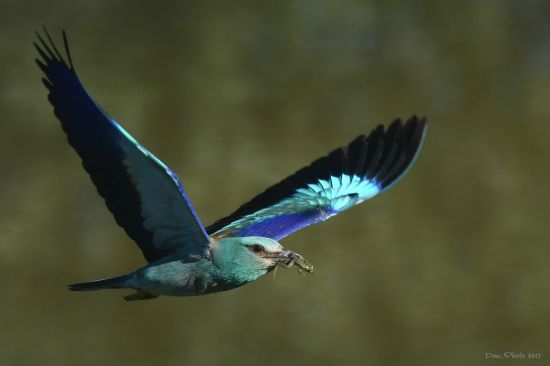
[249,244,264,253]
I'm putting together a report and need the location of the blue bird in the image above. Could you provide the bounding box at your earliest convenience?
[35,29,427,301]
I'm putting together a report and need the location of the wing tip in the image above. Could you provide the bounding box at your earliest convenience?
[34,26,75,73]
[376,115,428,191]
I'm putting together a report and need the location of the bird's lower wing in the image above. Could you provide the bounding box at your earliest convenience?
[35,29,210,262]
[207,117,427,241]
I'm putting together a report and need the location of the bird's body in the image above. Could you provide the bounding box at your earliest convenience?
[104,258,236,299]
[70,236,310,300]
[35,29,427,301]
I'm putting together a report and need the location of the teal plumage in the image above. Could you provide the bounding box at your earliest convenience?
[70,237,301,300]
[36,29,427,301]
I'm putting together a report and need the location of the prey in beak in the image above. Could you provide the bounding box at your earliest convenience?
[272,249,314,274]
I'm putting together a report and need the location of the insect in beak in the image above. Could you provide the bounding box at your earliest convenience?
[275,249,314,274]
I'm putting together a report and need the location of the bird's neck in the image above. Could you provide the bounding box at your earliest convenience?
[216,265,268,286]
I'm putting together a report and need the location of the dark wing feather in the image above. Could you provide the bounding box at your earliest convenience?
[35,29,209,262]
[207,117,427,240]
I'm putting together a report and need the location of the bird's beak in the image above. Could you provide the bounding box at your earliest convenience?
[274,249,314,274]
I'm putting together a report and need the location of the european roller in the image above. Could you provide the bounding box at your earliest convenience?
[35,29,427,301]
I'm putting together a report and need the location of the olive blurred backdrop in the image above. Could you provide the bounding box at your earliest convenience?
[1,1,550,365]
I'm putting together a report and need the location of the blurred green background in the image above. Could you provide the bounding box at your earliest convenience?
[1,0,550,365]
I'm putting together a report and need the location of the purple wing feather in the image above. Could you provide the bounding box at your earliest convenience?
[207,117,427,240]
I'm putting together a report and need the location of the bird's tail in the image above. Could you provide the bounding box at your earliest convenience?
[68,274,130,291]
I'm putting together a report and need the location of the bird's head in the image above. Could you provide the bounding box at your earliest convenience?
[211,236,313,284]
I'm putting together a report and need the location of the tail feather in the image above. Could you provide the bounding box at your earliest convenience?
[69,274,130,291]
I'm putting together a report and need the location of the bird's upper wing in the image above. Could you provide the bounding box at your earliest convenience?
[35,29,210,263]
[207,117,427,240]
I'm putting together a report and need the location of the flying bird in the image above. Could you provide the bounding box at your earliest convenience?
[35,29,427,301]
